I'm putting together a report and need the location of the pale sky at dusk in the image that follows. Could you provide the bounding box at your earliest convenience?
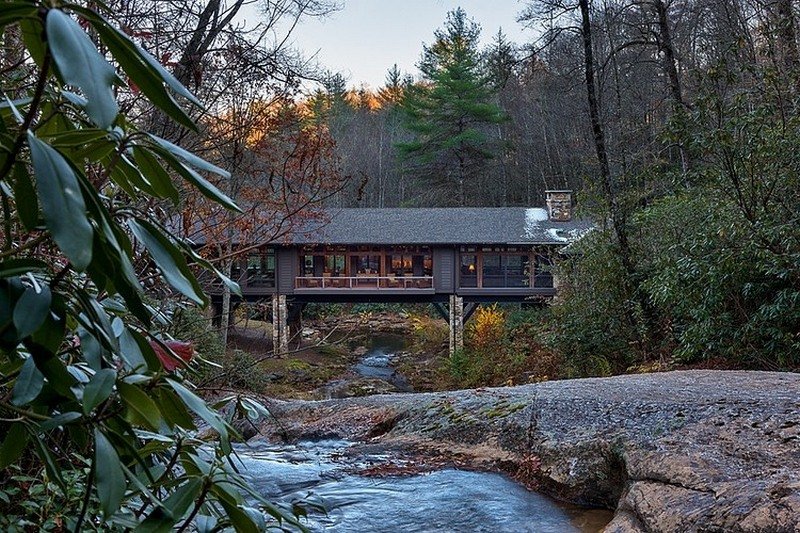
[262,1,531,88]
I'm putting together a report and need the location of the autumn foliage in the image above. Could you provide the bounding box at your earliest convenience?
[468,304,505,354]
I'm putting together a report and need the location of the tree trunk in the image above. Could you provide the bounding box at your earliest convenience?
[653,0,691,174]
[218,243,232,348]
[578,0,613,214]
[579,0,659,355]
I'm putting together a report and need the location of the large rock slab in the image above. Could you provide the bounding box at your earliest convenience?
[257,370,800,532]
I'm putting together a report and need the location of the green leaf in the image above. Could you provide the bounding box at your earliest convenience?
[168,379,230,452]
[214,494,259,533]
[82,17,197,131]
[83,368,116,414]
[0,3,38,30]
[44,128,109,148]
[128,219,206,305]
[132,147,179,204]
[32,432,67,495]
[13,284,52,338]
[118,328,147,371]
[28,342,77,400]
[152,146,240,212]
[27,132,93,270]
[94,429,126,518]
[13,164,39,231]
[156,388,195,429]
[0,259,49,278]
[137,478,203,532]
[20,18,46,68]
[11,356,44,406]
[46,9,119,128]
[0,422,28,469]
[39,411,82,431]
[164,478,203,521]
[147,134,229,177]
[118,382,163,431]
[74,7,201,107]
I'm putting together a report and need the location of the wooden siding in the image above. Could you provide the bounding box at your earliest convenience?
[276,247,296,294]
[433,247,455,292]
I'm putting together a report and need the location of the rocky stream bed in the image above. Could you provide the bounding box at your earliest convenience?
[251,370,800,532]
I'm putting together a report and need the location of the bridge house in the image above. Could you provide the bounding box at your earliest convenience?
[210,191,590,355]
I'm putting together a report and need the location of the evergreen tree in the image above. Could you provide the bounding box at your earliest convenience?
[379,64,405,104]
[398,8,506,206]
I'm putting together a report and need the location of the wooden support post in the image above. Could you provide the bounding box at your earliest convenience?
[271,294,288,356]
[448,294,464,356]
[463,302,478,323]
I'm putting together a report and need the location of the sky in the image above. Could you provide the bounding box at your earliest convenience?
[258,0,531,89]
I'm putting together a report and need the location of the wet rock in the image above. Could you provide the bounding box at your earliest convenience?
[259,371,800,532]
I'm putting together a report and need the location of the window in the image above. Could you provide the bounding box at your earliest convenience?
[246,249,275,287]
[356,255,381,275]
[534,253,553,288]
[391,254,413,275]
[459,254,478,287]
[482,254,530,288]
[324,255,345,276]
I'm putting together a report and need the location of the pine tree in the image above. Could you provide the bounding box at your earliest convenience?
[398,8,506,206]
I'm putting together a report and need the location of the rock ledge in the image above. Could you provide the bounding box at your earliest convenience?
[259,370,800,532]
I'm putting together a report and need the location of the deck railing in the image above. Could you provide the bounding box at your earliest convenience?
[295,276,434,290]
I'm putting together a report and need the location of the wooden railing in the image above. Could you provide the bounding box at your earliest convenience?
[295,276,434,290]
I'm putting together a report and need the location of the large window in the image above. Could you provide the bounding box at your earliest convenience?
[459,247,532,288]
[246,248,275,287]
[297,245,433,288]
[481,254,528,288]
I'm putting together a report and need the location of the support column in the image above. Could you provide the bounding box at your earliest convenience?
[271,294,288,356]
[448,294,464,356]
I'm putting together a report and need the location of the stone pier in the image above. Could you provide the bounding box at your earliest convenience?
[271,294,288,356]
[448,294,464,356]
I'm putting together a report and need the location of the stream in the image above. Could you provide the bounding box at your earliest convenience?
[237,439,611,532]
[241,334,611,531]
[351,333,412,392]
[319,333,413,398]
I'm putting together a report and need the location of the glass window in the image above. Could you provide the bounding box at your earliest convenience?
[391,254,413,275]
[459,254,478,287]
[482,255,503,287]
[482,254,529,288]
[246,249,275,286]
[534,253,553,288]
[357,255,381,275]
[324,255,345,276]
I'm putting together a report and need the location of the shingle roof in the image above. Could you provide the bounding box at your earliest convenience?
[289,208,593,246]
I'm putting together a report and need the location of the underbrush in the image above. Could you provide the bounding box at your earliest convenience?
[444,305,565,389]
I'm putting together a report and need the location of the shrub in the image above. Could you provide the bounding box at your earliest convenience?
[410,313,449,351]
[0,4,301,530]
[468,304,505,354]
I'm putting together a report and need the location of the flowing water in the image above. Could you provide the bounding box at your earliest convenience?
[351,333,412,392]
[281,333,611,530]
[237,439,611,532]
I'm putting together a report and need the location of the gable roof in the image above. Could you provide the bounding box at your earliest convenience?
[288,208,593,246]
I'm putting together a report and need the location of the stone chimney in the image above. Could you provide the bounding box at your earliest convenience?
[545,190,573,222]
